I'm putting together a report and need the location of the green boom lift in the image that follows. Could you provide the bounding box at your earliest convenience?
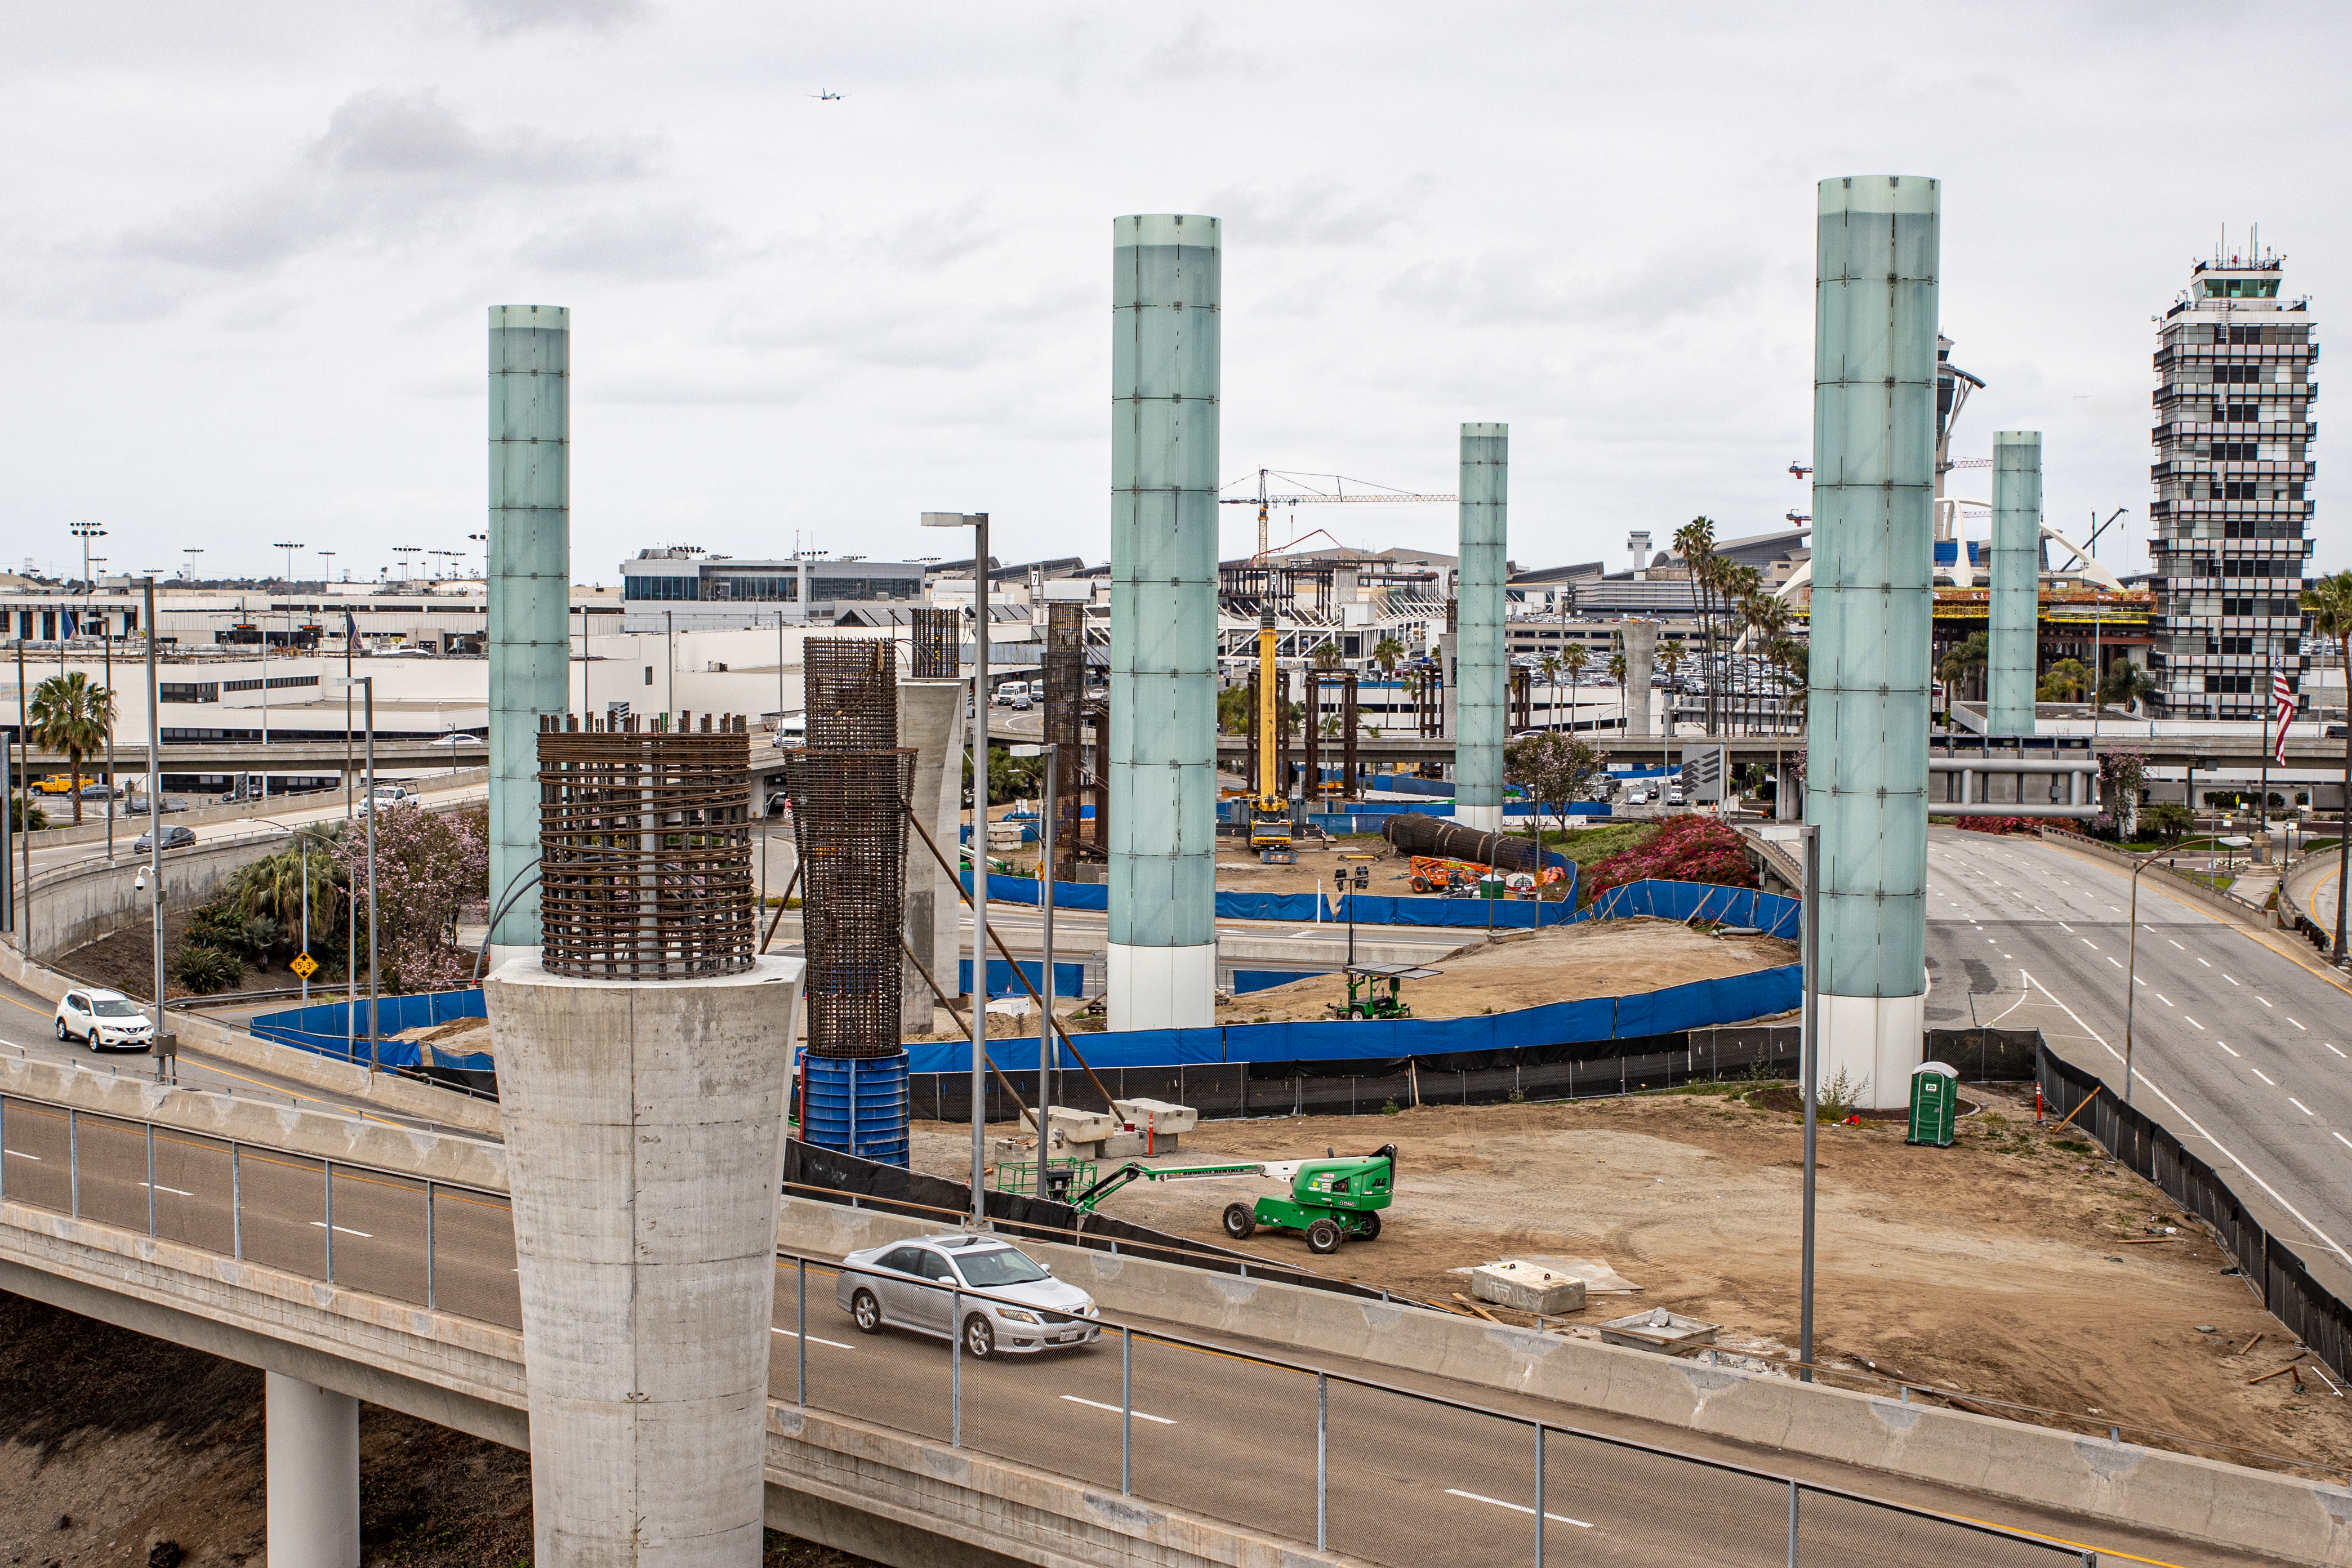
[1068,1144,1398,1256]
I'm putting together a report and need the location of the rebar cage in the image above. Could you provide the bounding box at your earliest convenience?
[785,749,917,1057]
[805,637,898,750]
[909,607,961,680]
[536,714,756,980]
[1044,603,1086,881]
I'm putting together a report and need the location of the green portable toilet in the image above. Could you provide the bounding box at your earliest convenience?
[1907,1062,1958,1148]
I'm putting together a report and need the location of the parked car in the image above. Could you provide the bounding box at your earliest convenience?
[133,825,198,853]
[78,781,124,800]
[54,988,156,1052]
[34,774,79,795]
[1008,694,1034,711]
[124,795,189,815]
[836,1234,1100,1358]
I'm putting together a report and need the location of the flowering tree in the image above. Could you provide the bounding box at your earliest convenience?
[1583,815,1757,902]
[2097,749,2148,840]
[332,805,489,992]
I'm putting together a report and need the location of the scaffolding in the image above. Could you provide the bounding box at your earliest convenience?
[536,713,756,981]
[1043,603,1087,881]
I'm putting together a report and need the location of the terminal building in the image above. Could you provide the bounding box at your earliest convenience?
[619,548,929,631]
[2146,238,2319,720]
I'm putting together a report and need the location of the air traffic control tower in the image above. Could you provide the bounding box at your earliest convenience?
[1806,175,1937,1110]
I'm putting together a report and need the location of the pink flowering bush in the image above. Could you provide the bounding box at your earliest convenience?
[332,804,489,992]
[1583,816,1757,903]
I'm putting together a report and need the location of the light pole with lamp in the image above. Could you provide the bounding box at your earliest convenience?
[108,575,169,1081]
[2120,847,2171,1107]
[923,511,990,1226]
[1798,822,1819,1382]
[1012,741,1056,1197]
[274,541,305,589]
[181,548,203,581]
[328,676,379,1069]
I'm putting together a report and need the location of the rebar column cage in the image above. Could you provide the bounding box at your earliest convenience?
[910,607,961,680]
[1300,670,1360,804]
[1044,604,1086,881]
[785,749,918,1057]
[536,714,756,980]
[804,638,899,751]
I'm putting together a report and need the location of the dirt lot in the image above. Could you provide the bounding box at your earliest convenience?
[0,1291,876,1568]
[915,1085,2352,1478]
[1218,915,1794,1022]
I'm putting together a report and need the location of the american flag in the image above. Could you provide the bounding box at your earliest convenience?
[2273,668,2297,766]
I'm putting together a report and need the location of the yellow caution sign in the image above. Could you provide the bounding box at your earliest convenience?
[289,952,319,979]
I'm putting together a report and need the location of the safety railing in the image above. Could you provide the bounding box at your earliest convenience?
[0,1092,520,1330]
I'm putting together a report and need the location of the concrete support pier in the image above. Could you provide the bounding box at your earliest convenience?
[1455,422,1508,834]
[1987,430,2042,737]
[487,304,571,971]
[898,678,966,1034]
[486,955,807,1568]
[1619,620,1658,738]
[266,1371,359,1568]
[1107,213,1220,1031]
[1807,175,1938,1110]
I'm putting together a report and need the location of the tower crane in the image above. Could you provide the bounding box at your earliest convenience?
[1219,470,1456,562]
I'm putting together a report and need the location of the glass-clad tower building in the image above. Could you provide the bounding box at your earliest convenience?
[2148,242,2318,718]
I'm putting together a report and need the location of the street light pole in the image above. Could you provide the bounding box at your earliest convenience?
[1799,822,1820,1383]
[1014,741,1057,1199]
[2121,849,2167,1107]
[923,511,990,1226]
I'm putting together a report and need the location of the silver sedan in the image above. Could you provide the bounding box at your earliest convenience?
[835,1233,1100,1359]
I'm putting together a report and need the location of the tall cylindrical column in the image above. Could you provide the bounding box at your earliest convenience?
[1987,430,2042,738]
[1107,213,1219,1031]
[1806,175,1938,1111]
[1455,423,1508,834]
[1619,620,1658,738]
[488,305,571,965]
[265,1372,359,1568]
[487,955,804,1568]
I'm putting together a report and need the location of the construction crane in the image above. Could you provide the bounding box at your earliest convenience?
[1219,470,1455,562]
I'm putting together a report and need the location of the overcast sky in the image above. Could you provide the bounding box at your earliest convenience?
[3,1,2342,587]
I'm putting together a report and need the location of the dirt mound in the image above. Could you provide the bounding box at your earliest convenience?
[1219,916,1795,1022]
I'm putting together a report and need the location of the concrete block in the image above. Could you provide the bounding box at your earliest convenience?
[1469,1260,1585,1315]
[1598,1307,1717,1353]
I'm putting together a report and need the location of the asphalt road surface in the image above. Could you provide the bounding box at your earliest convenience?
[1926,827,2352,1277]
[0,1088,2242,1566]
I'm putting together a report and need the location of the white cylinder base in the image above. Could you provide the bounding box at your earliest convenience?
[487,955,805,1568]
[266,1372,359,1568]
[1106,942,1216,1032]
[1818,991,1927,1111]
[1455,804,1503,835]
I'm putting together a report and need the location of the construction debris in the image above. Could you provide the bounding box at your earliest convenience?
[1471,1260,1587,1315]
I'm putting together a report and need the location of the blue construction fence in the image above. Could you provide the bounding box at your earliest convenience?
[249,989,492,1071]
[906,960,1801,1076]
[959,957,1087,999]
[1584,880,1802,941]
[959,866,1583,929]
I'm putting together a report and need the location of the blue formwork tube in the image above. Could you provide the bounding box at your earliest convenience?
[802,1053,911,1169]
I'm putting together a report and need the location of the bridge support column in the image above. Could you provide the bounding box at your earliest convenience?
[265,1371,359,1568]
[898,678,966,1036]
[488,955,805,1568]
[1619,620,1657,738]
[1455,423,1508,834]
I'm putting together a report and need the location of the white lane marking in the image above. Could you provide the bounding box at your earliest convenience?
[2219,1042,2240,1057]
[1444,1489,1593,1529]
[1988,939,1997,946]
[2338,1132,2352,1151]
[2108,957,2123,969]
[2157,994,2173,1006]
[2291,1098,2314,1116]
[2199,957,2211,967]
[2259,997,2273,1009]
[2059,921,2076,933]
[2144,924,2158,933]
[2132,976,2146,987]
[1062,1395,1175,1424]
[310,1222,373,1237]
[2022,973,2352,1271]
[2225,975,2240,986]
[2185,1016,2203,1029]
[2251,1067,2275,1084]
[2331,1044,2347,1059]
[139,1181,195,1197]
[2003,954,2012,959]
[2082,938,2100,951]
[771,1328,855,1351]
[2292,1018,2308,1030]
[2169,939,2185,950]
[3,1149,41,1160]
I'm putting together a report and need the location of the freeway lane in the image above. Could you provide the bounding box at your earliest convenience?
[1926,828,2352,1272]
[1,1096,2240,1565]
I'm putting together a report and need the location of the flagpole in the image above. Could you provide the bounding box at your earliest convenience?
[2261,657,2271,844]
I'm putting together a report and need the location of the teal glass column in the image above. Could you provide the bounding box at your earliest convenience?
[1806,177,1937,1108]
[1107,215,1220,1030]
[488,304,570,957]
[1987,430,2042,737]
[1455,423,1508,833]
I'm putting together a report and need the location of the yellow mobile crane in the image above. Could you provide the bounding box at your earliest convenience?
[1250,608,1291,852]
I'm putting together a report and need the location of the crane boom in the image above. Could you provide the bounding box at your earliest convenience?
[1218,469,1458,559]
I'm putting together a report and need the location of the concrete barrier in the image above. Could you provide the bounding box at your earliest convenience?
[2035,827,2273,931]
[777,1199,2352,1565]
[25,834,284,960]
[16,770,489,852]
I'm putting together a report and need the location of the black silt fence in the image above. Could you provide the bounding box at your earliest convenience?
[1923,1027,2043,1083]
[2039,1040,2352,1384]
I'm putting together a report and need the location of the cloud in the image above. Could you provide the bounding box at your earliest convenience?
[1204,176,1424,250]
[516,204,739,278]
[116,89,650,273]
[461,0,645,38]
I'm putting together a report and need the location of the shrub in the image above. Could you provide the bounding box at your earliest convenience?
[1583,814,1756,901]
[171,944,242,994]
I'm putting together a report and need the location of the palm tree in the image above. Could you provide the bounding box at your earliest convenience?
[1560,645,1588,733]
[1607,651,1629,735]
[1937,631,1990,703]
[1310,641,1344,672]
[1672,517,1717,725]
[2099,660,2156,715]
[2301,570,2352,958]
[1536,651,1564,731]
[2037,657,2092,703]
[28,671,115,825]
[1371,635,1405,677]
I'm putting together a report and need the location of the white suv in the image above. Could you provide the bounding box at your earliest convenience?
[55,988,157,1052]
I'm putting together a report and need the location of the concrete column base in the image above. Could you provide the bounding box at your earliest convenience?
[487,942,536,975]
[266,1371,359,1568]
[1818,991,1926,1111]
[1455,804,1503,835]
[487,954,806,1568]
[1106,942,1215,1032]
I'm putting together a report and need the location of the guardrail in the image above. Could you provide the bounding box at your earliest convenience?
[0,1082,2099,1565]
